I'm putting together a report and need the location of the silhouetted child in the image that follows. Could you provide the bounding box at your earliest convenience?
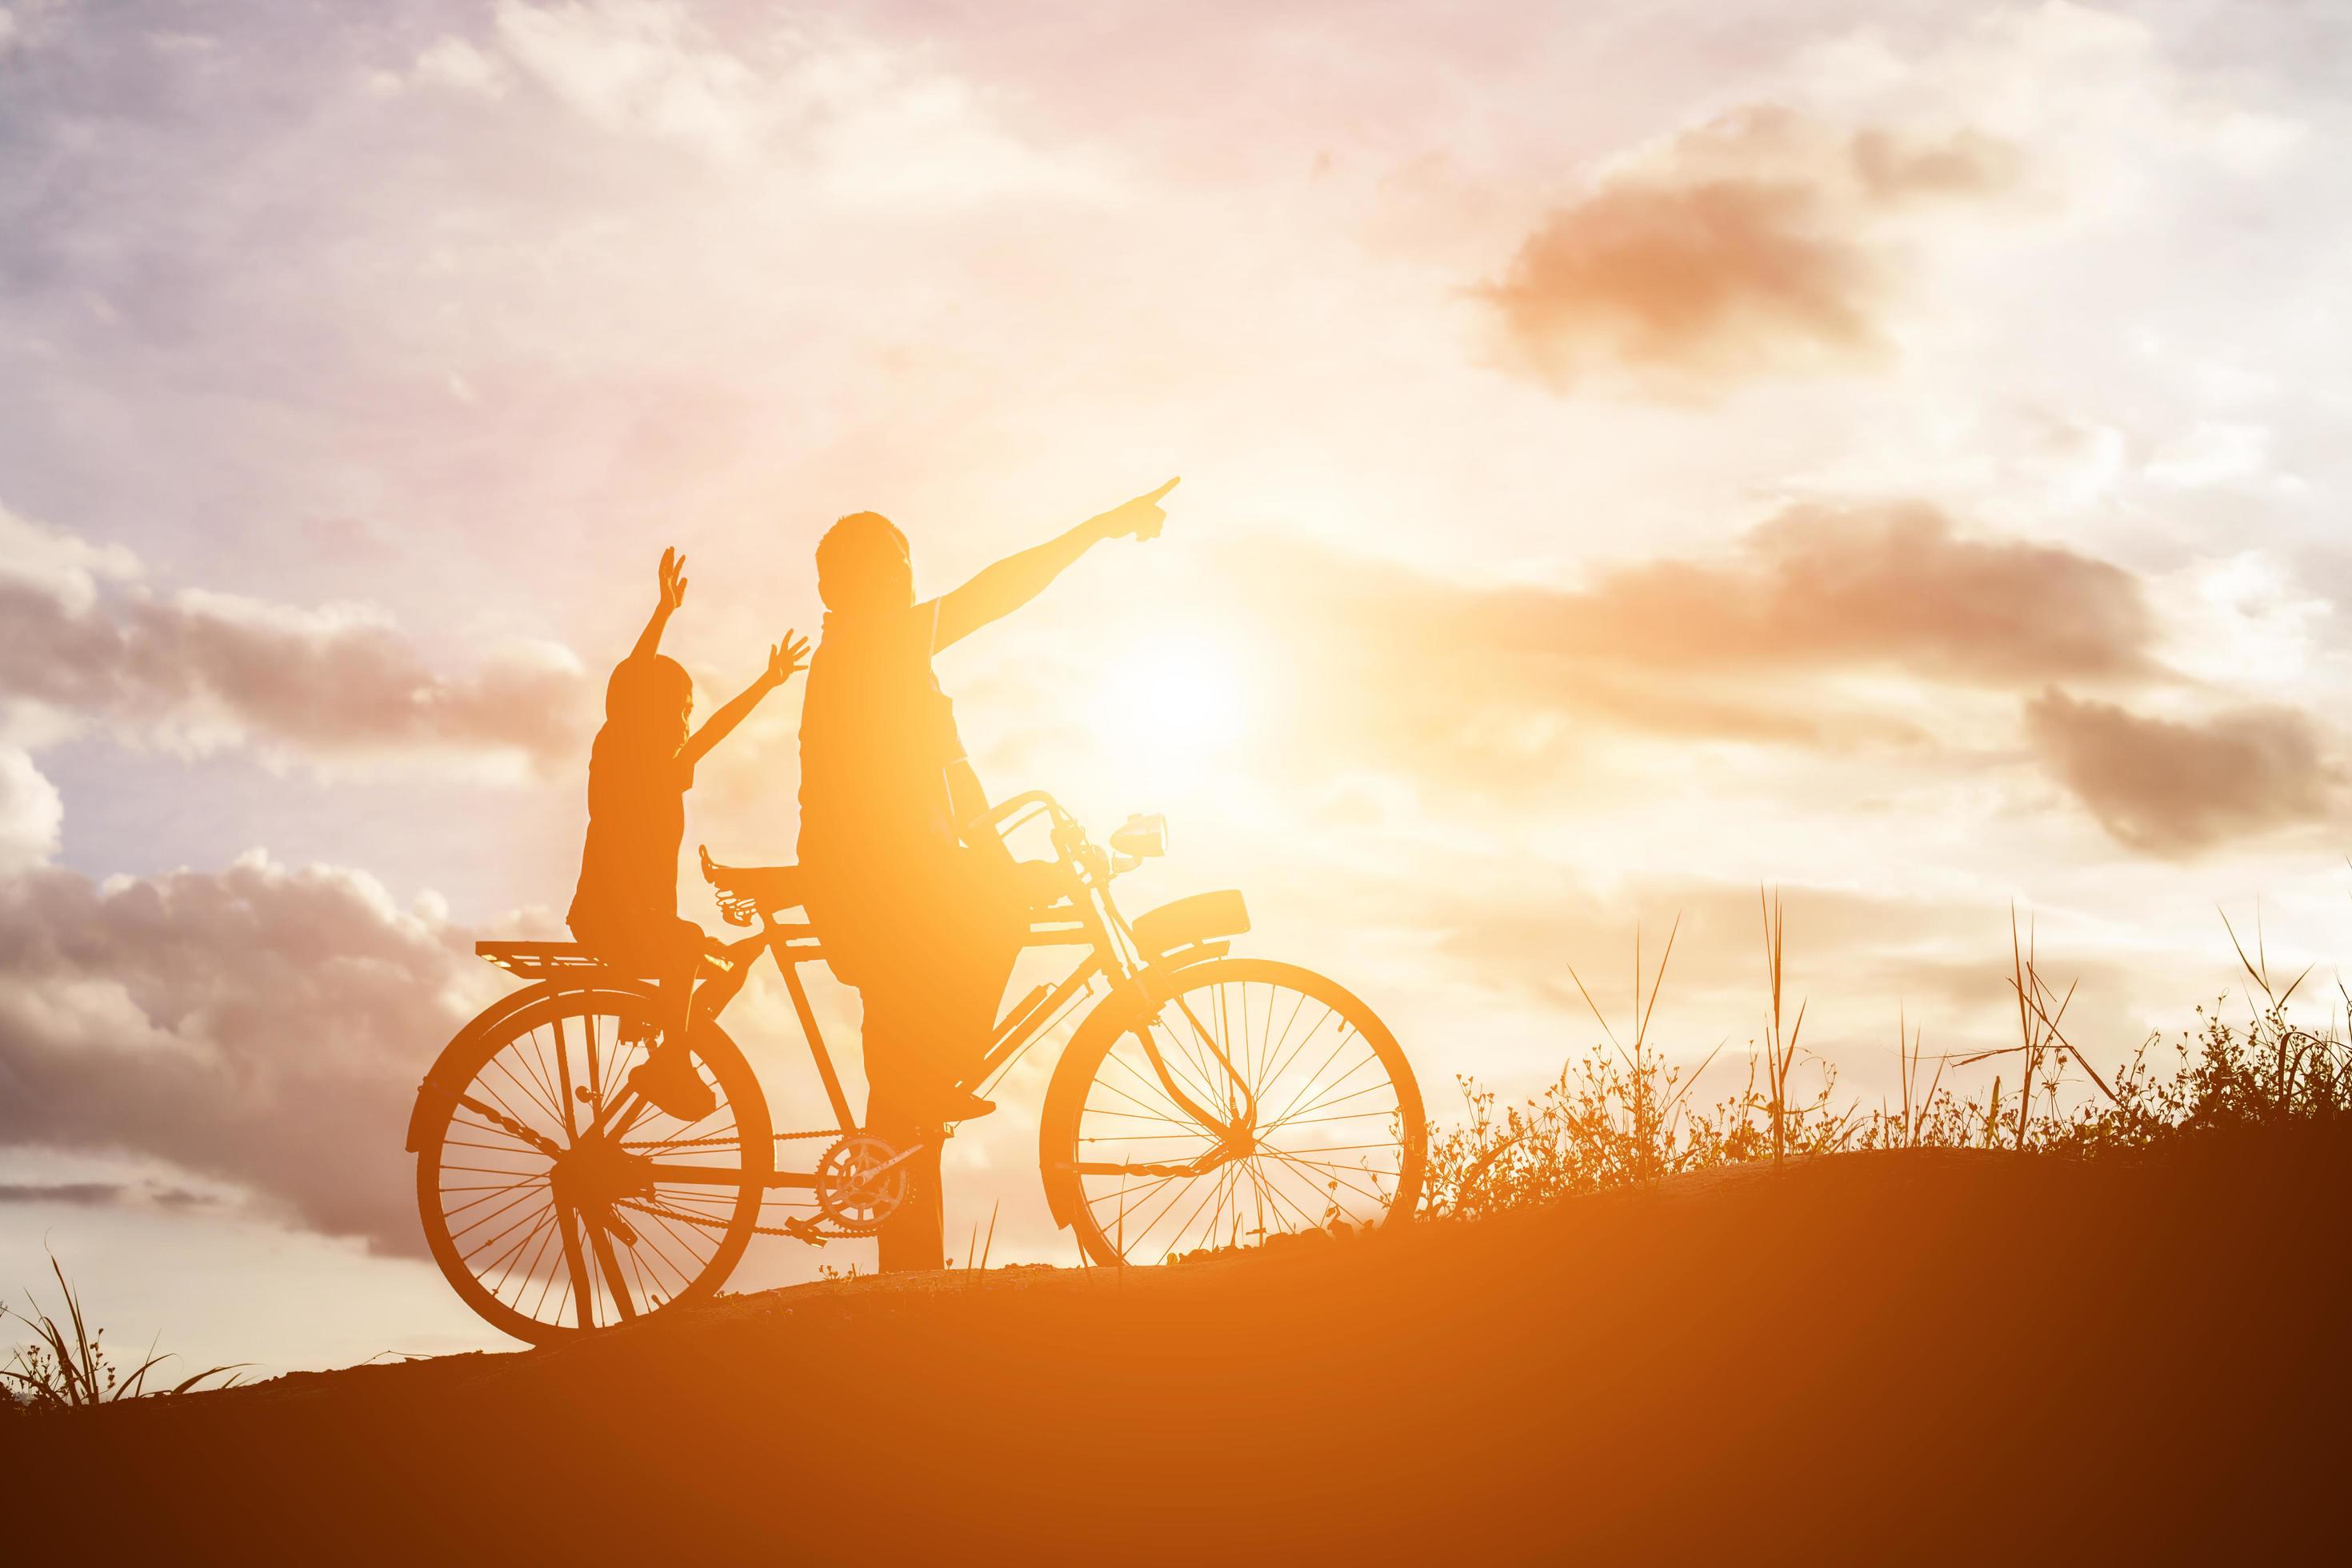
[569,547,808,1120]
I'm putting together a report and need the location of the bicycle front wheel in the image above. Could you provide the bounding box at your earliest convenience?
[1040,958,1425,1266]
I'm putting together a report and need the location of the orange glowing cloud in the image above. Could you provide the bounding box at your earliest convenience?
[1482,106,2022,392]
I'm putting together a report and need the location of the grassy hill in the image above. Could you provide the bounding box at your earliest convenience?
[10,1142,2346,1562]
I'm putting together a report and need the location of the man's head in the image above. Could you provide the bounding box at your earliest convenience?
[816,511,914,614]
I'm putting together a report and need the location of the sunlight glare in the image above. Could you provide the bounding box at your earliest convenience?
[1087,633,1251,776]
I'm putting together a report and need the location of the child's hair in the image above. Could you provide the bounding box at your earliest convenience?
[603,654,693,733]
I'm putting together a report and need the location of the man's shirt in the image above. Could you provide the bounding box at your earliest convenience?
[796,599,970,890]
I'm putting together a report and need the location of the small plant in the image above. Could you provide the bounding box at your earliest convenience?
[1422,894,2352,1223]
[1425,909,1854,1219]
[1,1256,244,1413]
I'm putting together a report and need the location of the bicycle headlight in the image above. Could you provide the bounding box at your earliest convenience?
[1110,814,1168,858]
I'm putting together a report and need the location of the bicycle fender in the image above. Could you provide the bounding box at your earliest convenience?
[402,979,658,1152]
[1123,943,1232,1007]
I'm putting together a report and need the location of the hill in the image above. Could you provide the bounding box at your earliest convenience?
[10,1143,2348,1562]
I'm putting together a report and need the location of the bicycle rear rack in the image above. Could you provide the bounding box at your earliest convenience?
[475,941,614,981]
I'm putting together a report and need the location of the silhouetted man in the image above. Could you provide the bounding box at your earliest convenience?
[798,479,1180,1271]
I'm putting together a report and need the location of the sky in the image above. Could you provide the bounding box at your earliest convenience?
[2,0,2350,1375]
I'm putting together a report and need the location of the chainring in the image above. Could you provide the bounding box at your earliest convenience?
[813,1134,910,1234]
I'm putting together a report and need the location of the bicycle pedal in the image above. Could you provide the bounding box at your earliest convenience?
[938,1089,997,1123]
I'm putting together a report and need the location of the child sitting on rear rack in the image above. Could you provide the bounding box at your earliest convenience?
[568,546,808,1121]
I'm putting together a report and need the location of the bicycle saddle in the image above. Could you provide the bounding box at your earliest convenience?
[698,846,807,918]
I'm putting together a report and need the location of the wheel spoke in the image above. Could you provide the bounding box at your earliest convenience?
[553,1015,581,1142]
[1260,1070,1397,1142]
[1066,964,1421,1266]
[422,992,768,1342]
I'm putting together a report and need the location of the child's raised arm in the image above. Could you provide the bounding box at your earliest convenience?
[681,632,810,766]
[631,547,690,661]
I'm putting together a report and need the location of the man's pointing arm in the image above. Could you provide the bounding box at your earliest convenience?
[932,478,1180,651]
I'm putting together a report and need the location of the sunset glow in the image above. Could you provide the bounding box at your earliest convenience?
[1088,633,1252,776]
[2,0,2349,1386]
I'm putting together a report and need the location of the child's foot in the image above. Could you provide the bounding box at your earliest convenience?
[630,1040,716,1122]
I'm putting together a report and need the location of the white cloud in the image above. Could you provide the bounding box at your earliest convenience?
[486,0,1101,198]
[0,501,139,614]
[1787,2,2305,222]
[495,0,762,159]
[2150,550,2338,692]
[0,754,487,1252]
[2144,420,2285,489]
[0,501,594,776]
[0,744,62,872]
[413,34,511,97]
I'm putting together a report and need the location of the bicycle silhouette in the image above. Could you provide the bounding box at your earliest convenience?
[408,793,1427,1342]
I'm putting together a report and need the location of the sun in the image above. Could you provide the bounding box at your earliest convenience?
[1087,632,1251,774]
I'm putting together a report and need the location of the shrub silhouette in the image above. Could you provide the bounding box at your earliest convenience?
[1422,896,2352,1220]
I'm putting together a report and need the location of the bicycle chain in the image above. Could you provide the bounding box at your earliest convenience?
[620,1127,839,1151]
[614,1129,870,1243]
[616,1193,845,1243]
[455,1096,562,1156]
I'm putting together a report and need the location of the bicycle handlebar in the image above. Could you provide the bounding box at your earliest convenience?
[966,789,1074,838]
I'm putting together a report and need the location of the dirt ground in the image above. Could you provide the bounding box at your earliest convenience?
[10,1142,2348,1562]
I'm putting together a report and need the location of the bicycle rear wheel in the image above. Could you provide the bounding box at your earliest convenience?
[1040,958,1425,1266]
[414,987,771,1345]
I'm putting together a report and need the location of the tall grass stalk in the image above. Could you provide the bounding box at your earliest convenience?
[1422,902,2352,1221]
[2,1256,244,1414]
[1760,889,1807,1162]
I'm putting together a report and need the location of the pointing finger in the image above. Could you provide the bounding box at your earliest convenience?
[1144,477,1181,502]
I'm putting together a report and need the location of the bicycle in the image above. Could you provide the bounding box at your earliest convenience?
[407,791,1426,1344]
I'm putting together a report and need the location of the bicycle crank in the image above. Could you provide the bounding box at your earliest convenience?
[812,1134,912,1235]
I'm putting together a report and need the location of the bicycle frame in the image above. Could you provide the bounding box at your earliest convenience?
[598,790,1254,1204]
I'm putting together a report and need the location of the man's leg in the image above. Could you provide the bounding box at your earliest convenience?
[870,882,1022,1272]
[862,982,948,1272]
[855,865,1023,1274]
[875,1141,945,1274]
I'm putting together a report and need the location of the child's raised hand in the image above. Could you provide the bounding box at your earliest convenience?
[658,547,689,614]
[764,631,811,688]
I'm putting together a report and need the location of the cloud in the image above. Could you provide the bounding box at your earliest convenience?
[373,34,514,99]
[0,1178,216,1209]
[0,745,63,873]
[0,750,483,1250]
[494,0,767,161]
[1222,500,2156,792]
[484,0,1097,198]
[2024,689,2339,854]
[1513,500,2153,683]
[1849,126,2021,205]
[0,502,592,774]
[0,1180,121,1205]
[1481,105,2020,392]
